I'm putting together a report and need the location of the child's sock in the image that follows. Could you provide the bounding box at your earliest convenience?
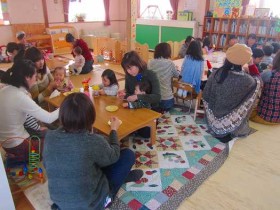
[182,90,188,98]
[125,169,144,183]
[177,89,183,97]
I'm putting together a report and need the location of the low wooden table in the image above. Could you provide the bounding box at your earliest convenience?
[45,57,70,71]
[45,95,161,145]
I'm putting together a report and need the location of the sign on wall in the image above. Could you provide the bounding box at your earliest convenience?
[213,0,242,18]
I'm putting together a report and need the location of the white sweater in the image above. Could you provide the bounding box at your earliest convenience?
[0,85,59,148]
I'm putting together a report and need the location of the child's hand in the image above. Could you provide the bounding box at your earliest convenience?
[122,102,128,108]
[110,116,121,131]
[99,89,105,95]
[48,81,58,91]
[127,94,137,102]
[40,126,48,131]
[118,90,126,99]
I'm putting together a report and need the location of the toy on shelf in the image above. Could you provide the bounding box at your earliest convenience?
[2,136,45,194]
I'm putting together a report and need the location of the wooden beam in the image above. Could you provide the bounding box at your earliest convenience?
[205,0,210,16]
[42,0,49,28]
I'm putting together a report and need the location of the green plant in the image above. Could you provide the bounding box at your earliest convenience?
[75,13,86,22]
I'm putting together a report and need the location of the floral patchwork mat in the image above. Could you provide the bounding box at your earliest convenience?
[111,106,229,210]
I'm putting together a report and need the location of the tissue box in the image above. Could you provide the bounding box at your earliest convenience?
[177,10,193,21]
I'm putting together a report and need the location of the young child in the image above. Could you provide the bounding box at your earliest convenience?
[16,31,32,48]
[98,69,119,96]
[123,81,152,109]
[69,46,85,75]
[271,42,280,58]
[53,66,73,92]
[246,33,257,50]
[202,36,215,55]
[261,44,274,66]
[43,93,141,209]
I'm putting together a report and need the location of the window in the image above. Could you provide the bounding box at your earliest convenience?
[0,2,10,25]
[250,0,280,17]
[262,1,280,17]
[68,0,105,22]
[140,0,172,20]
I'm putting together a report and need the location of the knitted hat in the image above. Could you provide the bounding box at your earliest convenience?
[226,43,252,66]
[16,31,26,40]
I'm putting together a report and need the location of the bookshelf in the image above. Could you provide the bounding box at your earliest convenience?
[203,17,280,49]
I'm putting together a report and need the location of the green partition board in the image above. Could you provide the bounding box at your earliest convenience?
[161,26,193,42]
[136,25,159,50]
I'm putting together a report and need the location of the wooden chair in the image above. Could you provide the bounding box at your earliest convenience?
[172,79,204,120]
[47,25,78,55]
[135,42,149,63]
[50,33,72,55]
[115,40,127,63]
[173,40,184,59]
[166,41,174,59]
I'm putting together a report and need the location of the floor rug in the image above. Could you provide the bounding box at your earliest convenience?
[110,105,229,210]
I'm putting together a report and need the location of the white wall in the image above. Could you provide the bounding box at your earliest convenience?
[0,0,128,45]
[8,0,44,23]
[178,0,207,38]
[0,0,206,45]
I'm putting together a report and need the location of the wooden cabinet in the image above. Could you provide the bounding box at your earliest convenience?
[47,26,78,55]
[25,34,52,50]
[11,24,52,51]
[203,17,280,49]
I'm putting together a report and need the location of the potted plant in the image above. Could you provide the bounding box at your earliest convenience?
[75,13,86,22]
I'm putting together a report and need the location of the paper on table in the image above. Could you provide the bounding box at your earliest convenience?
[49,90,61,99]
[24,181,52,210]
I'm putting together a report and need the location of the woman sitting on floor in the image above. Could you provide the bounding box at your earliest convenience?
[65,33,94,74]
[148,42,180,111]
[250,51,280,125]
[24,47,57,104]
[0,60,59,162]
[118,51,161,137]
[203,44,262,142]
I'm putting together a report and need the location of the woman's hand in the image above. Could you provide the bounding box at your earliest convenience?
[127,94,138,102]
[118,89,126,99]
[110,116,121,131]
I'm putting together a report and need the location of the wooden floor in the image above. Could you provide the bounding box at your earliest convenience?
[12,118,280,210]
[1,56,280,210]
[179,121,280,210]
